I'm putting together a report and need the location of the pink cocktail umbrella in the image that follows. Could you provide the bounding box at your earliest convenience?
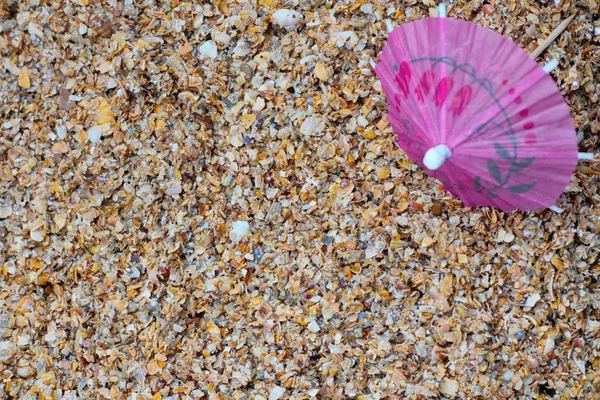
[374,4,591,212]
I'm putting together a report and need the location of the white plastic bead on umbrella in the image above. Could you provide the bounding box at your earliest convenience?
[371,3,597,213]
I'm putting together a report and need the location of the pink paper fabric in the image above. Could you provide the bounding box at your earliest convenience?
[376,18,578,211]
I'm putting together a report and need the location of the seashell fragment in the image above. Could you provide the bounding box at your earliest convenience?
[164,181,182,196]
[17,365,34,378]
[300,116,323,136]
[96,97,114,125]
[440,275,454,297]
[212,30,231,46]
[78,23,88,36]
[193,12,204,29]
[314,62,332,81]
[254,52,271,70]
[307,320,320,332]
[230,133,244,147]
[199,41,218,59]
[544,336,555,354]
[269,386,286,400]
[524,292,541,309]
[440,378,459,398]
[272,9,303,29]
[239,63,253,79]
[28,22,44,38]
[236,10,257,30]
[0,206,12,219]
[165,54,185,73]
[18,67,31,89]
[226,16,242,28]
[87,125,102,143]
[234,41,252,57]
[330,31,359,48]
[90,14,113,38]
[230,221,250,241]
[482,4,495,15]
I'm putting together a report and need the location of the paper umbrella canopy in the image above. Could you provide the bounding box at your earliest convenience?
[374,8,580,212]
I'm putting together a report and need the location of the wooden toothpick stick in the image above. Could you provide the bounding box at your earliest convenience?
[530,15,575,59]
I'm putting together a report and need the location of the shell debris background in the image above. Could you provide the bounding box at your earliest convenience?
[0,0,599,399]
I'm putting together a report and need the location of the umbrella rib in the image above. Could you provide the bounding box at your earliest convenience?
[578,153,597,161]
[543,59,559,74]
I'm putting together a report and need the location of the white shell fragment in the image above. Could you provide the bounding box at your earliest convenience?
[524,292,541,309]
[440,378,459,397]
[269,386,286,400]
[0,206,12,219]
[230,221,250,241]
[234,41,252,57]
[199,40,218,59]
[235,10,258,30]
[300,116,323,136]
[544,336,555,354]
[230,133,244,147]
[87,125,102,143]
[307,320,320,333]
[211,31,231,46]
[28,22,45,39]
[30,230,46,242]
[330,31,359,48]
[164,181,182,196]
[272,9,303,29]
[17,365,34,378]
[254,52,272,70]
[56,125,67,139]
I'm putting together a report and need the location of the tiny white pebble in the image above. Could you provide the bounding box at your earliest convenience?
[230,133,244,147]
[164,180,182,196]
[360,4,373,14]
[440,378,459,397]
[230,221,250,241]
[544,336,555,353]
[365,246,380,259]
[524,293,541,309]
[307,320,320,332]
[199,40,218,59]
[127,267,141,279]
[17,366,34,378]
[300,116,322,136]
[269,386,286,400]
[0,206,12,219]
[56,125,67,139]
[357,115,369,127]
[87,125,102,143]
